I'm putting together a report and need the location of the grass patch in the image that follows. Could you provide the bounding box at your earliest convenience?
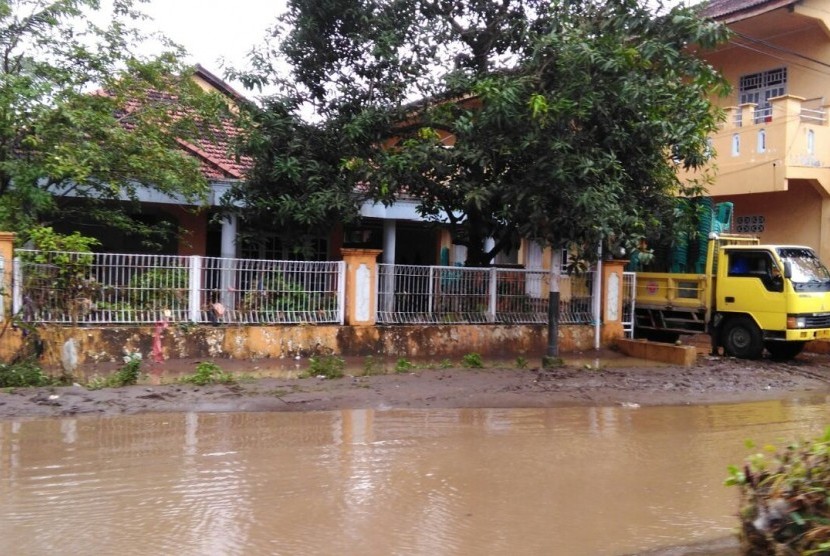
[180,361,236,386]
[304,354,345,379]
[461,352,484,369]
[395,358,416,374]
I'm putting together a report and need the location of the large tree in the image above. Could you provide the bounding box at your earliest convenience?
[0,0,231,245]
[234,0,729,265]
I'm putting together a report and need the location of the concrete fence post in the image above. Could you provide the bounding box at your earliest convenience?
[340,248,383,326]
[601,259,627,345]
[0,232,14,321]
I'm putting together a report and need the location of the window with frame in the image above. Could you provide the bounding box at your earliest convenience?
[739,67,787,124]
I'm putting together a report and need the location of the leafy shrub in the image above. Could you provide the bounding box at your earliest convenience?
[0,360,53,387]
[305,354,345,379]
[87,352,143,389]
[726,428,830,554]
[515,356,528,369]
[129,268,188,311]
[241,273,310,314]
[395,358,415,373]
[461,352,484,368]
[20,227,101,320]
[181,361,236,386]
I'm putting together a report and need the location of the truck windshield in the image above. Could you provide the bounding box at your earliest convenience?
[777,247,830,291]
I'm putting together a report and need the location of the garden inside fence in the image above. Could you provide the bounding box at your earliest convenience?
[11,251,601,327]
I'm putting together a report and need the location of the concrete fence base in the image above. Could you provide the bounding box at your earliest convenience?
[2,323,600,372]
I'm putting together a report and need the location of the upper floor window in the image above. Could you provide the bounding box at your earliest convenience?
[732,133,740,156]
[739,67,787,124]
[808,129,816,155]
[757,129,766,153]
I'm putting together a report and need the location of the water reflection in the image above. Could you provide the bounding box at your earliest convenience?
[1,398,829,555]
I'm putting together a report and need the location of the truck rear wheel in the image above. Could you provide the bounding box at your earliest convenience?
[722,317,763,359]
[764,341,806,361]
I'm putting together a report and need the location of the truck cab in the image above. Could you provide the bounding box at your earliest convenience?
[713,244,830,359]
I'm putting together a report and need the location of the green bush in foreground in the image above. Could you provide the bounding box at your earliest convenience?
[726,428,830,554]
[0,360,54,388]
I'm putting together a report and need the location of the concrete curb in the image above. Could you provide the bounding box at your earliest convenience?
[615,338,697,367]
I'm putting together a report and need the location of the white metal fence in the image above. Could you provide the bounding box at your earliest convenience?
[377,264,595,325]
[10,251,600,327]
[14,250,345,325]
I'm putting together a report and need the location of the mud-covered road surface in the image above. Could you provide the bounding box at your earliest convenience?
[3,347,830,420]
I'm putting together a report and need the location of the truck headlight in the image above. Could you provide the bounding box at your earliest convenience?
[787,316,807,329]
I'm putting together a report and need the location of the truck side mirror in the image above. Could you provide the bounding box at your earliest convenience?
[784,262,792,279]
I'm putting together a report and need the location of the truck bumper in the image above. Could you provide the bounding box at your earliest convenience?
[784,329,830,341]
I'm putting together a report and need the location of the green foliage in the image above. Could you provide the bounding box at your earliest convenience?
[461,352,484,369]
[726,429,830,553]
[439,359,453,369]
[394,358,415,373]
[236,0,729,266]
[20,227,101,320]
[542,356,565,369]
[111,352,143,387]
[362,355,383,376]
[515,356,527,369]
[306,354,345,379]
[128,268,188,311]
[0,360,53,387]
[0,0,234,242]
[219,98,363,254]
[87,351,143,389]
[180,361,236,386]
[240,273,312,315]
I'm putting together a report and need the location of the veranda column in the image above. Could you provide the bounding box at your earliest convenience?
[219,215,237,311]
[340,248,383,326]
[601,259,627,345]
[381,221,396,313]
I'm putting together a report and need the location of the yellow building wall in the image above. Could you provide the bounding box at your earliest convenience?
[716,181,822,249]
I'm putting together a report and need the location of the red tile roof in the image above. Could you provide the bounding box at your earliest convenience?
[119,66,252,181]
[701,0,799,22]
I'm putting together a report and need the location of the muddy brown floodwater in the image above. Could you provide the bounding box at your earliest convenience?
[4,345,830,555]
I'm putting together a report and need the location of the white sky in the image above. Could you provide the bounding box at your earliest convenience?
[137,0,686,97]
[139,0,288,94]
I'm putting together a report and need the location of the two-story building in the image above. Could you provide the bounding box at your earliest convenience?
[688,0,830,262]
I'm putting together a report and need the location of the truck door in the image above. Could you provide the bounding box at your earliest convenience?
[719,250,787,330]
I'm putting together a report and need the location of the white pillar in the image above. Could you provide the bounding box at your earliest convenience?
[219,216,237,311]
[381,220,397,313]
[220,215,237,259]
[484,238,495,264]
[382,220,396,264]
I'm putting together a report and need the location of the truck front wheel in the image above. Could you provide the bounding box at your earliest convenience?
[722,317,764,359]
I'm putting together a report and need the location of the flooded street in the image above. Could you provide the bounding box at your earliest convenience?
[2,397,830,555]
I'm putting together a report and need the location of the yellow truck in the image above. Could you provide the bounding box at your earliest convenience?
[634,233,830,359]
